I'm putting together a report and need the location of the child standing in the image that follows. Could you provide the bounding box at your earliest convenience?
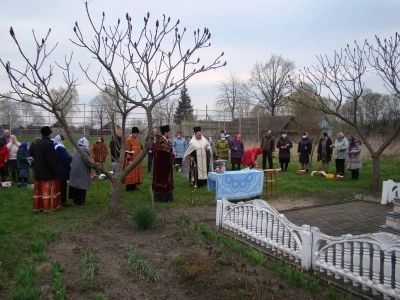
[17,142,31,187]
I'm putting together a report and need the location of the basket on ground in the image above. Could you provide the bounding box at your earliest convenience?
[336,172,344,181]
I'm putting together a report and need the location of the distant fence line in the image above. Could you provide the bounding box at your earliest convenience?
[0,103,267,141]
[3,103,377,144]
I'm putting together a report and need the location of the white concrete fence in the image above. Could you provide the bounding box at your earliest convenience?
[216,199,400,299]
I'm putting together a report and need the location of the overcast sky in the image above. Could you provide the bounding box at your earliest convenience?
[0,0,398,113]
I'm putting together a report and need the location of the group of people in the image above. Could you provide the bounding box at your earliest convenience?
[1,124,363,211]
[214,130,245,170]
[31,127,97,211]
[0,130,34,187]
[317,132,362,180]
[0,127,111,211]
[212,129,362,180]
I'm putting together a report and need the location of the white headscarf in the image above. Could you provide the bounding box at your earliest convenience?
[54,135,65,149]
[77,137,89,149]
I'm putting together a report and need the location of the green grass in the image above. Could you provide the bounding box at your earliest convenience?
[131,205,156,230]
[50,261,66,300]
[125,246,162,283]
[83,250,100,281]
[0,139,397,293]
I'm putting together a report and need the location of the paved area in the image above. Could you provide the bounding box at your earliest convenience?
[280,201,391,236]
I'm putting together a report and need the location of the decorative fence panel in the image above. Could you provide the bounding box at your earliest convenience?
[313,229,400,299]
[216,199,400,299]
[216,199,312,270]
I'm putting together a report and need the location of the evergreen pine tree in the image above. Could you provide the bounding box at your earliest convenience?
[174,85,195,125]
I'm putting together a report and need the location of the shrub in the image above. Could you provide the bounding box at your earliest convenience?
[131,206,156,230]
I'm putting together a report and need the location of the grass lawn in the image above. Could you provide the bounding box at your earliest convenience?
[1,135,399,295]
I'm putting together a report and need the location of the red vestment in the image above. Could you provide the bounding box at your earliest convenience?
[123,135,143,185]
[152,134,174,201]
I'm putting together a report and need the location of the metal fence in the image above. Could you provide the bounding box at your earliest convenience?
[0,103,338,145]
[0,103,266,142]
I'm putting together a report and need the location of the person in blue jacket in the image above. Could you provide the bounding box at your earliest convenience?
[54,135,71,206]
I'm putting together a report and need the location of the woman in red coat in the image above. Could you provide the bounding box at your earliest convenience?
[242,147,262,169]
[0,139,9,181]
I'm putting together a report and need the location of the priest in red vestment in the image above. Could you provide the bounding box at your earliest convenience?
[152,125,175,202]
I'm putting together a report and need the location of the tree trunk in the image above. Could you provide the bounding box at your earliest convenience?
[370,153,380,190]
[109,178,123,216]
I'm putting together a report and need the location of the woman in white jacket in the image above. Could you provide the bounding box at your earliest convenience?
[7,135,21,181]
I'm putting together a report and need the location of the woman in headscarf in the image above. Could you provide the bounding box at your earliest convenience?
[16,141,31,187]
[54,135,71,205]
[347,136,362,180]
[7,135,21,181]
[276,132,293,172]
[297,132,312,172]
[68,137,94,205]
[229,133,244,171]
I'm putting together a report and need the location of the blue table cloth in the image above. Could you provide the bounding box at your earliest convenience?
[207,169,264,200]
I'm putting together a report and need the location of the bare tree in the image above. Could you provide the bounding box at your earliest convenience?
[357,89,391,129]
[290,34,400,190]
[49,86,80,123]
[0,95,21,127]
[89,88,121,130]
[31,113,46,127]
[0,3,226,215]
[215,72,249,119]
[248,54,296,116]
[152,97,177,128]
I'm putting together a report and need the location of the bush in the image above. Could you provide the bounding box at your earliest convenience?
[131,206,156,230]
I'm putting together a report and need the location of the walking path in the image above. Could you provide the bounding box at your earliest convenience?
[281,201,390,236]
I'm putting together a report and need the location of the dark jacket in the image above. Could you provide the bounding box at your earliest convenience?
[55,145,71,181]
[260,135,275,153]
[32,137,60,180]
[110,136,122,163]
[297,138,312,155]
[29,138,41,169]
[276,137,293,159]
[17,148,30,170]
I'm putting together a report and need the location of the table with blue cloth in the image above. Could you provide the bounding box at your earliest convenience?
[207,169,264,201]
